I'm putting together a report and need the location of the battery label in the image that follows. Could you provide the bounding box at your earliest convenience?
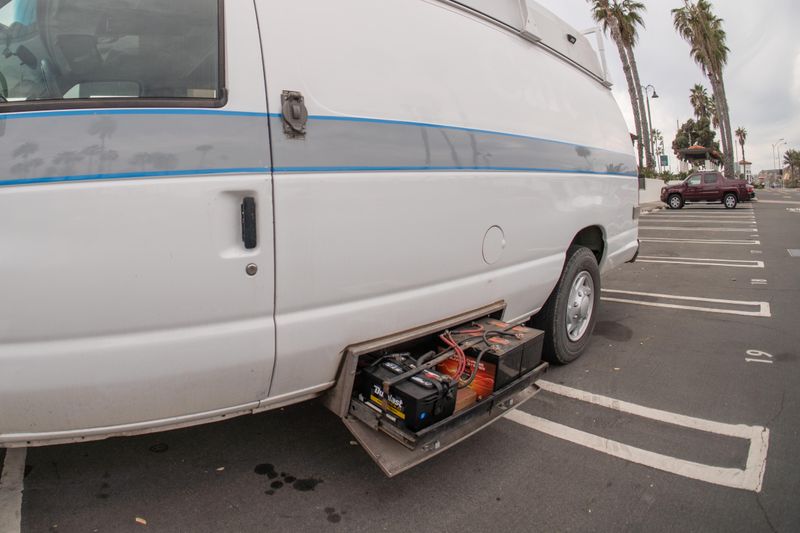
[369,384,406,420]
[369,395,406,419]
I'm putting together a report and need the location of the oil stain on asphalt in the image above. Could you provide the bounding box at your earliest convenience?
[325,507,342,523]
[254,463,323,494]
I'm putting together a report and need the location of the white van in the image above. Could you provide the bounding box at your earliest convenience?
[0,0,638,474]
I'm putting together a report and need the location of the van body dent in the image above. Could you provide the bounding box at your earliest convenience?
[0,0,638,462]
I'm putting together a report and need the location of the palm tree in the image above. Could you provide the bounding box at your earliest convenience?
[673,1,734,178]
[689,84,711,120]
[706,96,719,129]
[784,149,800,183]
[651,129,664,153]
[651,128,664,169]
[612,0,653,170]
[735,127,747,167]
[589,0,650,172]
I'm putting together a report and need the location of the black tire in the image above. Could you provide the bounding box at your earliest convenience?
[668,194,683,210]
[533,247,601,365]
[723,193,738,209]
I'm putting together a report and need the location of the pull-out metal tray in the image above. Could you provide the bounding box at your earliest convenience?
[322,301,548,477]
[345,363,547,477]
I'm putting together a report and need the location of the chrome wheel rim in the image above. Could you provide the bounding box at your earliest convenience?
[725,196,736,208]
[566,271,595,342]
[670,196,681,209]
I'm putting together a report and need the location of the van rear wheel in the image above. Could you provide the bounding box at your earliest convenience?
[533,247,600,365]
[724,193,738,209]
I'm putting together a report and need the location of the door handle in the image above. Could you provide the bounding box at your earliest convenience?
[241,197,257,250]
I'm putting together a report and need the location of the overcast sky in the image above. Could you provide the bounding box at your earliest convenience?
[536,0,800,173]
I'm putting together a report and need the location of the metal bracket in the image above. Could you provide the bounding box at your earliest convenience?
[281,90,308,139]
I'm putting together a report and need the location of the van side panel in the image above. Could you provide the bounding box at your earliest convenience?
[256,0,637,398]
[0,2,276,443]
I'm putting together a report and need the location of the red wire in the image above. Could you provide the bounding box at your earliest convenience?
[439,332,466,381]
[451,333,466,380]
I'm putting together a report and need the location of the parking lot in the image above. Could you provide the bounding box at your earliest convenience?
[2,189,800,532]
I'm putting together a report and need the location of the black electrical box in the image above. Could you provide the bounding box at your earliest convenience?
[514,324,545,375]
[357,357,457,432]
[481,320,545,377]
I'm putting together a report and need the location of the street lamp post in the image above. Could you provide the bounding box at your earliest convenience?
[641,85,658,169]
[772,138,785,170]
[778,140,788,185]
[771,139,787,187]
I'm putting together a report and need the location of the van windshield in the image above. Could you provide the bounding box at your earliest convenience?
[0,0,220,105]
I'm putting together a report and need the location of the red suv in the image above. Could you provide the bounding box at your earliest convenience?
[661,172,752,209]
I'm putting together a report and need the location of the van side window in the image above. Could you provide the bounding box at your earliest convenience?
[703,174,718,184]
[0,0,222,108]
[687,176,701,186]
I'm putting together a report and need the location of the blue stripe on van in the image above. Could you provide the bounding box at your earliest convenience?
[0,109,638,186]
[1,108,632,159]
[274,165,637,177]
[1,109,270,120]
[0,165,635,187]
[0,168,270,187]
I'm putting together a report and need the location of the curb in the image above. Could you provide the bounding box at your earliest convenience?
[640,202,664,215]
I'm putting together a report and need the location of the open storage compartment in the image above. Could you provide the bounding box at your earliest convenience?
[323,302,548,477]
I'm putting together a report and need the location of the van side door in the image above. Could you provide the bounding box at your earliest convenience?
[0,0,276,442]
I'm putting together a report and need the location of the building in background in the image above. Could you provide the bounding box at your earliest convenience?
[738,160,753,182]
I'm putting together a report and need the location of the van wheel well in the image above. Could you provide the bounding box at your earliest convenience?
[570,226,605,264]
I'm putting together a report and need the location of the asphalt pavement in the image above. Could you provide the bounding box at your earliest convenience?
[3,189,800,532]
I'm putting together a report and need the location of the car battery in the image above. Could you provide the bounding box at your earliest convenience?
[508,324,545,374]
[357,356,457,433]
[438,318,544,400]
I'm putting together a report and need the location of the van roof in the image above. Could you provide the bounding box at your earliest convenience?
[451,0,607,85]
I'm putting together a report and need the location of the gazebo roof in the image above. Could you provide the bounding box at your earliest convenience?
[679,145,722,162]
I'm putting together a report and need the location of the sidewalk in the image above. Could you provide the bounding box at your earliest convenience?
[640,200,664,214]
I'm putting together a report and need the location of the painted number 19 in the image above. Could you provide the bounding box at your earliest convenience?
[746,350,774,364]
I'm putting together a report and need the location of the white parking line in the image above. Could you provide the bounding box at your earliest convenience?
[758,199,800,205]
[643,212,755,215]
[680,208,754,211]
[636,256,764,268]
[0,448,27,533]
[601,289,772,318]
[644,217,756,222]
[506,382,769,492]
[640,227,758,233]
[642,220,757,225]
[642,215,756,221]
[640,237,760,246]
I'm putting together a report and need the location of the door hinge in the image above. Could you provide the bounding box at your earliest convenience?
[281,90,308,139]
